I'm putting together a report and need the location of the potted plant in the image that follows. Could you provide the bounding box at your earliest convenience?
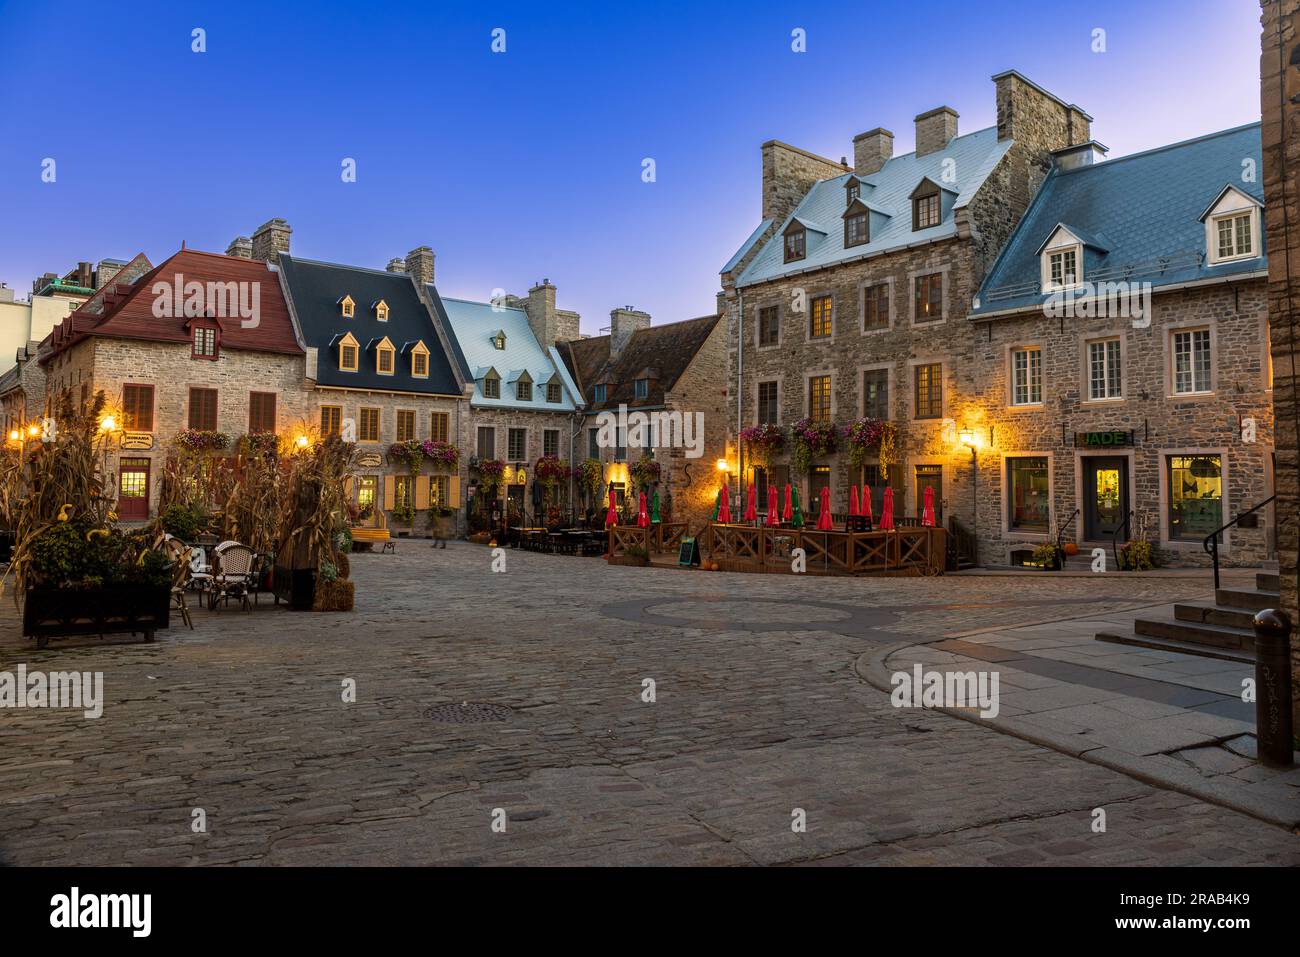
[611,543,650,567]
[1030,542,1064,570]
[1118,539,1156,571]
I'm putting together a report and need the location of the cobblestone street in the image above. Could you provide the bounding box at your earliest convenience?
[1,544,1297,866]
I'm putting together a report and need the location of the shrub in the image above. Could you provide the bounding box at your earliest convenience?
[160,503,206,541]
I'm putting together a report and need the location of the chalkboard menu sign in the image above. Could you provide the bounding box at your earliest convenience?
[678,536,700,567]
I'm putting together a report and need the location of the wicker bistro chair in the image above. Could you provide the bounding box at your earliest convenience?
[163,539,195,629]
[209,544,257,611]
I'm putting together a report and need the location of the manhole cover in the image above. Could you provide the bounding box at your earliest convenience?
[423,702,513,724]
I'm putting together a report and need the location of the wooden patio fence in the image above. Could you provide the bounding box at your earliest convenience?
[607,522,689,555]
[609,522,946,576]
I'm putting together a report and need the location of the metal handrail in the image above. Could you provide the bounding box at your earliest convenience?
[1203,495,1275,591]
[1055,507,1080,556]
[1111,510,1134,572]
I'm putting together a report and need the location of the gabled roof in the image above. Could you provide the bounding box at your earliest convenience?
[559,314,720,414]
[433,291,578,412]
[278,254,461,395]
[730,125,1014,287]
[41,248,301,363]
[972,122,1266,318]
[1198,183,1263,221]
[1034,223,1110,256]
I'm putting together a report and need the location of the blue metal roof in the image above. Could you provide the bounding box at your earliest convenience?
[971,122,1266,317]
[436,294,578,412]
[731,126,1013,287]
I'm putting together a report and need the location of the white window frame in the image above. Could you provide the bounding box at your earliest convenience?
[1040,227,1084,292]
[1170,327,1213,396]
[1086,337,1123,402]
[1009,346,1043,407]
[1204,188,1261,266]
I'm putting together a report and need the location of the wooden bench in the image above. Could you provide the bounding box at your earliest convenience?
[352,527,395,553]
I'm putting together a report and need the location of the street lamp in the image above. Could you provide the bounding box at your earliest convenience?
[961,428,978,545]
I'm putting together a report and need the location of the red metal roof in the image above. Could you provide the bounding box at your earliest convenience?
[41,248,303,363]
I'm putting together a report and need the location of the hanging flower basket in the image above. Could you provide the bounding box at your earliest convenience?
[630,455,661,490]
[387,440,426,474]
[576,458,603,499]
[534,455,571,490]
[237,432,279,458]
[790,418,837,475]
[175,429,229,454]
[739,424,785,466]
[471,457,506,490]
[840,417,898,477]
[422,440,460,471]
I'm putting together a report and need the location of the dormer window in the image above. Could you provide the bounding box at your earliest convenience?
[847,181,860,204]
[784,227,806,263]
[410,341,430,378]
[375,337,395,375]
[483,371,501,399]
[593,384,607,403]
[634,378,649,399]
[845,212,868,248]
[339,295,355,319]
[1038,226,1089,292]
[492,330,507,350]
[337,331,360,372]
[913,191,940,230]
[546,381,562,403]
[374,300,389,321]
[1201,185,1262,266]
[1048,249,1078,288]
[516,379,532,401]
[192,325,218,360]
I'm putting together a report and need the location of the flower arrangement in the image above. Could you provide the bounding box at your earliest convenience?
[388,440,426,474]
[840,417,898,477]
[576,458,603,499]
[422,440,459,471]
[739,424,785,466]
[472,457,506,490]
[237,432,279,457]
[790,418,837,475]
[534,455,571,490]
[175,429,229,453]
[630,455,661,490]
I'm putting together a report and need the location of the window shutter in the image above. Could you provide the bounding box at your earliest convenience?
[448,475,461,507]
[414,475,430,510]
[383,475,395,510]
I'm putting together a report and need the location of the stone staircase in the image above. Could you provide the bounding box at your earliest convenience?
[1095,567,1280,663]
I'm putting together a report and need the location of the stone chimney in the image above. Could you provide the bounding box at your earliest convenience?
[761,140,850,223]
[386,258,406,274]
[405,246,435,286]
[994,70,1091,146]
[853,128,893,176]
[250,218,291,264]
[226,236,253,259]
[523,279,558,348]
[914,107,958,157]
[609,307,650,359]
[95,260,124,288]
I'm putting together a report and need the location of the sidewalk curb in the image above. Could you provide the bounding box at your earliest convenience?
[853,641,1299,832]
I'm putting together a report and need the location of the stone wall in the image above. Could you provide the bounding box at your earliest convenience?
[466,405,580,526]
[1260,0,1300,722]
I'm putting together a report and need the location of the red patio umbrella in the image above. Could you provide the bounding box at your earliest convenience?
[849,484,861,517]
[880,486,895,530]
[782,484,793,523]
[637,491,650,528]
[921,485,936,527]
[605,486,618,528]
[718,483,732,524]
[744,484,757,523]
[816,486,834,530]
[766,485,779,526]
[862,484,874,525]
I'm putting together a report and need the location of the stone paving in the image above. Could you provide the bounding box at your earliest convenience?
[0,543,1297,866]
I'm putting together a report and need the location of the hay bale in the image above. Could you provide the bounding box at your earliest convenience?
[312,579,355,612]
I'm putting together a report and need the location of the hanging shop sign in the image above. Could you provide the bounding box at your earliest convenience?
[1074,430,1133,448]
[120,432,154,451]
[357,451,382,468]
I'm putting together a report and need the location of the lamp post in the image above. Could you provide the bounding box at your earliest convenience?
[960,427,977,540]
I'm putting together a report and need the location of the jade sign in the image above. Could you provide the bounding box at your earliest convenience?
[1074,430,1132,448]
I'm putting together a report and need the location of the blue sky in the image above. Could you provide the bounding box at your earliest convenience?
[0,0,1263,335]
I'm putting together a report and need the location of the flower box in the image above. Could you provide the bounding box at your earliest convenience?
[23,584,170,649]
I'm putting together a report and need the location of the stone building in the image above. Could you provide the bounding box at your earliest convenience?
[968,123,1271,567]
[36,247,307,520]
[430,279,583,530]
[277,250,469,535]
[720,70,1091,537]
[559,310,727,530]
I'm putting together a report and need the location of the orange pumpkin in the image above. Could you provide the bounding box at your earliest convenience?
[1062,543,1079,556]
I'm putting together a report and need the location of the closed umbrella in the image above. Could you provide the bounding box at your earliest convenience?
[921,485,936,527]
[718,483,732,524]
[862,484,874,527]
[782,484,793,523]
[791,485,804,528]
[766,485,779,527]
[711,488,721,522]
[816,486,834,530]
[849,485,861,521]
[650,489,661,524]
[880,486,895,531]
[605,486,618,528]
[744,484,757,523]
[637,491,650,528]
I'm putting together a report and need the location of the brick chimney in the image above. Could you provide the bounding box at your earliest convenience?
[609,307,650,359]
[250,218,291,264]
[226,236,253,259]
[853,128,893,176]
[914,107,958,157]
[405,246,435,285]
[385,258,406,274]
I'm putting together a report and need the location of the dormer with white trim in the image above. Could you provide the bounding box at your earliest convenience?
[1200,184,1262,266]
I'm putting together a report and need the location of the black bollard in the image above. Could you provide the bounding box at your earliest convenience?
[1252,609,1295,768]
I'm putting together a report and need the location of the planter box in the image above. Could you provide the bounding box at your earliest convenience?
[272,565,317,611]
[23,584,170,649]
[609,554,650,567]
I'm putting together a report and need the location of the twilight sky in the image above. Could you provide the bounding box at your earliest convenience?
[0,0,1263,336]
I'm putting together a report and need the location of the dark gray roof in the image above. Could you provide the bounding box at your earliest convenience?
[279,254,461,395]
